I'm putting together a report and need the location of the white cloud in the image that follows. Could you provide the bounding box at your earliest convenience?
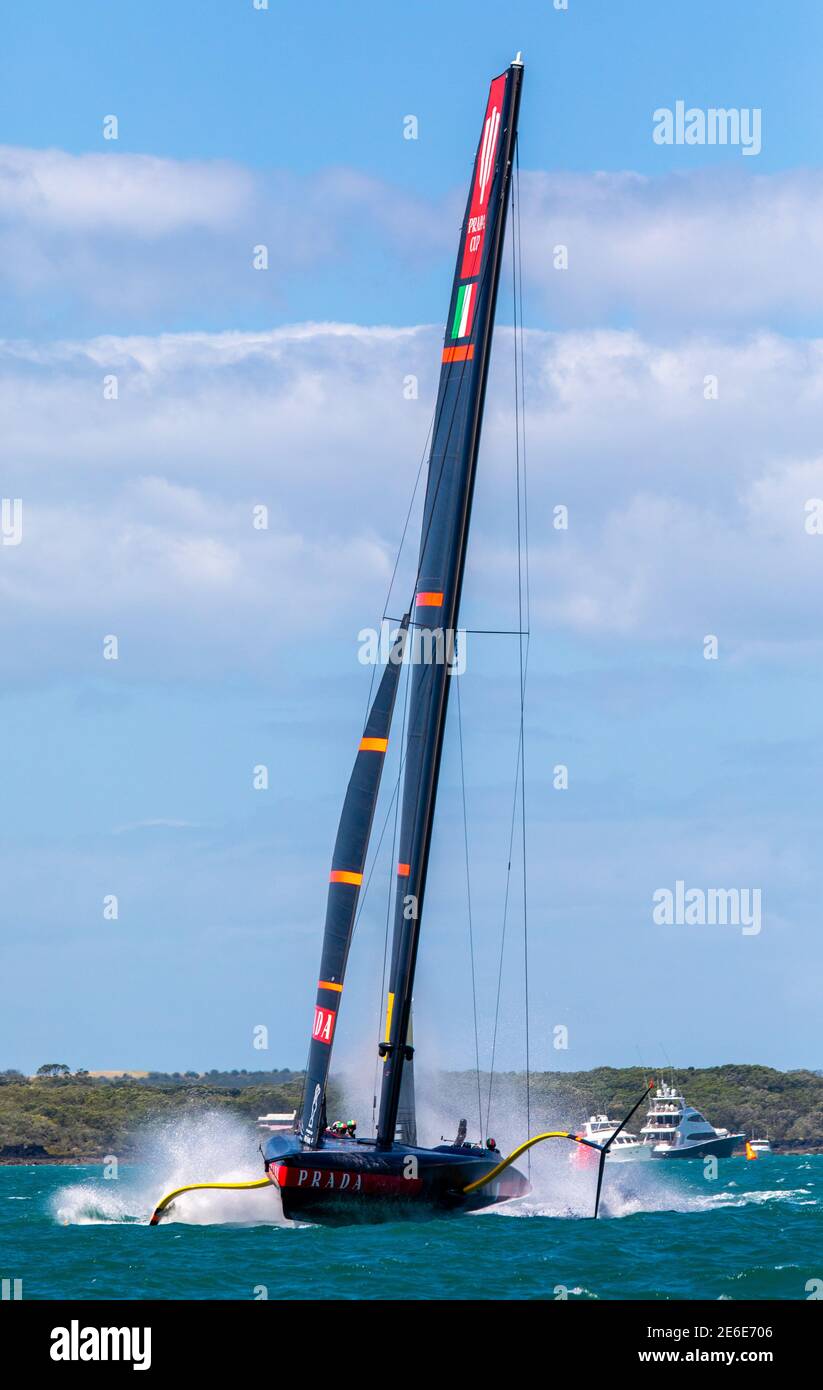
[6,145,823,329]
[5,322,823,679]
[0,145,254,235]
[520,168,823,327]
[0,145,452,324]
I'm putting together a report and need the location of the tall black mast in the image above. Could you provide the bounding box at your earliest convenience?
[377,57,524,1149]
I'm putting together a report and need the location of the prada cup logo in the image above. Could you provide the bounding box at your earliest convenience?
[460,76,506,281]
[477,103,501,205]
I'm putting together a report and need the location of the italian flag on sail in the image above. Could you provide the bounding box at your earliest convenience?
[451,281,476,339]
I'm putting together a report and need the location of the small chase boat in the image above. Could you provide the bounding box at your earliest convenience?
[748,1136,772,1155]
[578,1115,651,1163]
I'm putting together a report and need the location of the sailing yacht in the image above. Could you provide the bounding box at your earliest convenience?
[256,55,529,1222]
[149,54,651,1229]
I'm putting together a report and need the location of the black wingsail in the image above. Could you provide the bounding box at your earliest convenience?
[300,619,409,1148]
[377,59,524,1148]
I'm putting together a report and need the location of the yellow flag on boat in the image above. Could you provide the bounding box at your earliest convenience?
[745,1141,757,1160]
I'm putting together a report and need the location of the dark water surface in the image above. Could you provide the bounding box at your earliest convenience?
[2,1154,819,1301]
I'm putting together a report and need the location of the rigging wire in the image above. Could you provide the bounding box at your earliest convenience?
[354,295,484,1126]
[384,615,528,637]
[485,720,524,1134]
[370,148,516,1134]
[381,412,434,624]
[370,654,412,1136]
[456,668,483,1141]
[349,173,506,1139]
[515,140,531,635]
[359,409,435,727]
[486,137,532,1154]
[513,137,532,1173]
[300,391,436,1122]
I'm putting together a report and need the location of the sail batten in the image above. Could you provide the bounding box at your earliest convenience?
[376,62,524,1149]
[299,618,409,1147]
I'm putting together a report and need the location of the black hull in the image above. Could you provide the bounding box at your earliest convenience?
[262,1135,529,1225]
[654,1134,744,1160]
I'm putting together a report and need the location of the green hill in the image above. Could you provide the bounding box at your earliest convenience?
[455,1065,823,1151]
[0,1071,304,1160]
[1,1065,820,1159]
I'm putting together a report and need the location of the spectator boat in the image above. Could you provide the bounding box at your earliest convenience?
[640,1082,744,1159]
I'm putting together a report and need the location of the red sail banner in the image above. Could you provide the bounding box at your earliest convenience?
[459,74,507,281]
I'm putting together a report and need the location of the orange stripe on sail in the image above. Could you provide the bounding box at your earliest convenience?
[442,344,474,363]
[397,862,411,876]
[329,870,363,885]
[415,591,443,607]
[359,736,388,752]
[319,979,343,993]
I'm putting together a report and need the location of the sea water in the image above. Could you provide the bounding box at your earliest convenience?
[2,1117,820,1301]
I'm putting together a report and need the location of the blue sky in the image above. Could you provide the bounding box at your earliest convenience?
[5,0,823,179]
[2,1,823,1091]
[4,0,823,337]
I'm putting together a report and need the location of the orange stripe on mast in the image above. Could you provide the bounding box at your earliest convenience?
[329,870,363,885]
[397,862,411,876]
[359,736,388,752]
[318,979,343,993]
[442,344,474,363]
[415,591,443,607]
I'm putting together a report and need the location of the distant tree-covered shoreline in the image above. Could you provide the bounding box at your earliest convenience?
[1,1064,821,1159]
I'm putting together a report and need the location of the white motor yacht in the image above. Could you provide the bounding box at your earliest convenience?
[640,1082,744,1159]
[578,1114,652,1162]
